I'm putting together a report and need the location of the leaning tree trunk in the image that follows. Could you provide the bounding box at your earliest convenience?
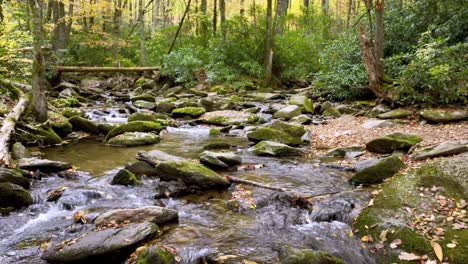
[167,0,191,54]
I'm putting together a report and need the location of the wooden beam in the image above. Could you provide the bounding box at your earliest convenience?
[53,66,160,73]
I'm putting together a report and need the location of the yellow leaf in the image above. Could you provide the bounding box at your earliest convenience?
[361,235,370,242]
[447,243,457,248]
[430,241,443,262]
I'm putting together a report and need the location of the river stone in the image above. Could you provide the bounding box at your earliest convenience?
[42,222,158,263]
[18,158,72,173]
[0,169,30,189]
[377,109,411,119]
[17,126,62,146]
[127,112,169,123]
[199,151,242,169]
[201,110,259,126]
[108,132,160,147]
[273,105,302,120]
[105,121,163,141]
[420,109,468,123]
[266,120,307,137]
[369,104,390,116]
[199,97,227,112]
[290,94,314,114]
[350,155,406,185]
[361,119,398,129]
[133,100,157,110]
[325,146,365,159]
[125,161,158,177]
[172,107,206,118]
[62,107,85,118]
[203,142,235,150]
[69,116,100,134]
[247,127,303,146]
[0,182,33,209]
[156,98,177,113]
[130,94,155,102]
[111,169,140,186]
[366,132,423,153]
[94,206,178,226]
[410,141,468,161]
[155,161,230,189]
[136,150,186,166]
[290,114,313,125]
[279,247,344,264]
[250,141,304,156]
[54,81,79,92]
[323,107,341,117]
[251,92,282,101]
[49,112,73,137]
[11,142,31,160]
[136,246,177,264]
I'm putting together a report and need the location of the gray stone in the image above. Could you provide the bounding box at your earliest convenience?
[18,158,72,173]
[410,141,468,161]
[361,119,398,129]
[250,141,304,156]
[94,206,178,226]
[290,115,312,125]
[133,100,157,110]
[377,109,411,119]
[108,132,160,147]
[199,151,242,169]
[136,150,186,166]
[420,109,468,123]
[125,161,158,177]
[11,142,31,160]
[273,105,302,120]
[201,110,259,126]
[350,155,406,185]
[366,132,423,153]
[0,182,33,209]
[325,146,365,159]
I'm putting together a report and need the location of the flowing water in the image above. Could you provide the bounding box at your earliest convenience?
[0,112,374,263]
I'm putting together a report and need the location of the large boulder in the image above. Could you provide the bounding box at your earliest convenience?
[133,100,157,110]
[420,109,468,123]
[69,116,100,134]
[49,112,73,137]
[111,169,140,186]
[172,107,206,118]
[199,151,242,169]
[247,127,303,146]
[42,222,159,263]
[0,169,30,189]
[266,120,307,137]
[105,121,163,141]
[11,142,31,160]
[366,132,423,153]
[18,158,72,173]
[94,206,178,226]
[250,141,304,156]
[278,247,344,264]
[377,109,411,119]
[273,105,302,120]
[155,161,230,189]
[410,141,468,161]
[290,94,314,113]
[135,246,177,264]
[324,146,365,159]
[136,150,186,166]
[125,161,158,177]
[108,132,160,147]
[200,110,259,126]
[349,155,406,185]
[290,114,312,125]
[127,112,169,123]
[17,126,62,146]
[0,182,33,209]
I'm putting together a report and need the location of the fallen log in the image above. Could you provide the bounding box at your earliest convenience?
[53,66,160,73]
[0,79,32,92]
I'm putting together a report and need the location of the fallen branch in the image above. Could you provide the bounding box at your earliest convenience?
[53,66,160,73]
[0,79,32,92]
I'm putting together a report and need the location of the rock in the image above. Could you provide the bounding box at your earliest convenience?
[156,98,177,113]
[97,123,116,134]
[199,97,226,112]
[369,104,390,116]
[0,169,30,189]
[203,142,235,150]
[201,110,259,125]
[410,141,468,161]
[125,161,158,177]
[266,120,307,137]
[135,246,177,264]
[250,92,282,101]
[108,132,160,147]
[325,146,365,159]
[250,141,304,156]
[0,182,33,209]
[111,169,140,186]
[377,109,411,119]
[247,127,303,146]
[136,150,186,166]
[42,222,158,263]
[199,151,242,169]
[318,101,333,113]
[133,100,157,110]
[130,94,155,102]
[350,155,406,185]
[323,107,341,117]
[11,142,31,160]
[17,126,62,146]
[69,116,100,134]
[290,114,312,125]
[366,132,423,153]
[419,109,468,123]
[127,112,169,123]
[273,105,302,120]
[361,119,398,129]
[279,247,344,264]
[94,206,178,226]
[62,107,85,118]
[49,112,73,137]
[105,121,163,141]
[290,94,314,113]
[54,81,79,91]
[171,107,206,118]
[154,181,189,198]
[18,158,72,173]
[155,161,230,189]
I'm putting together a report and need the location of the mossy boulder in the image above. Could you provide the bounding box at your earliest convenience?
[156,98,177,113]
[325,146,364,159]
[273,105,302,120]
[133,100,157,110]
[278,247,344,264]
[130,94,155,102]
[0,182,33,209]
[125,161,158,177]
[350,155,406,185]
[266,121,307,137]
[98,123,116,134]
[0,169,30,189]
[290,94,314,114]
[410,141,468,161]
[251,141,304,157]
[136,246,177,264]
[201,110,259,126]
[247,127,303,146]
[49,112,73,137]
[11,142,31,160]
[17,127,62,146]
[171,107,206,118]
[199,151,242,169]
[420,109,468,123]
[108,132,160,147]
[111,169,140,186]
[69,116,100,134]
[155,161,230,189]
[366,132,423,153]
[377,109,411,119]
[62,107,85,118]
[127,112,169,123]
[290,115,312,125]
[105,121,163,141]
[323,107,341,117]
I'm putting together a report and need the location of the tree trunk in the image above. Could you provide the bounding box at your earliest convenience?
[54,66,160,72]
[151,0,159,32]
[138,0,147,66]
[112,0,127,66]
[346,0,352,29]
[375,0,384,81]
[264,0,273,86]
[275,0,288,35]
[167,0,191,54]
[240,0,244,16]
[0,0,4,23]
[219,0,226,40]
[29,0,48,123]
[212,0,217,35]
[200,0,207,43]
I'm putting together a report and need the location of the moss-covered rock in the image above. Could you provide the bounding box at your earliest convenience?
[290,115,313,125]
[49,112,73,137]
[156,98,177,113]
[323,107,341,117]
[278,247,344,264]
[127,112,169,123]
[61,107,85,118]
[133,100,157,110]
[11,142,31,160]
[377,109,411,119]
[0,169,30,189]
[136,246,177,264]
[0,182,33,209]
[324,146,364,159]
[420,109,468,123]
[199,151,242,169]
[69,116,100,134]
[130,94,155,102]
[273,105,302,120]
[366,132,423,153]
[108,132,160,147]
[106,121,163,141]
[201,110,259,126]
[97,123,116,135]
[251,141,304,156]
[290,95,314,114]
[111,169,140,186]
[247,127,303,146]
[410,141,468,161]
[171,107,206,118]
[350,155,406,185]
[125,161,158,177]
[266,120,307,137]
[17,126,62,146]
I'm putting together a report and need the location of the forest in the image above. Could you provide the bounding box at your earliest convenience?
[0,0,467,264]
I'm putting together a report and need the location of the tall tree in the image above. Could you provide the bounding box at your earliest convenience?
[52,0,74,50]
[219,0,225,39]
[276,0,288,34]
[239,0,244,16]
[212,0,217,34]
[28,0,48,122]
[0,0,4,23]
[112,0,127,66]
[138,0,147,65]
[264,0,273,85]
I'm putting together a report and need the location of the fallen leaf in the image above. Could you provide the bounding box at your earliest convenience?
[430,241,443,262]
[398,252,421,261]
[368,199,374,207]
[379,229,388,243]
[446,243,457,248]
[390,239,402,249]
[361,235,370,242]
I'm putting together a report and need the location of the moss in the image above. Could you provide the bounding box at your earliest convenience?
[246,114,260,124]
[267,121,307,137]
[133,100,157,110]
[247,127,303,146]
[350,155,406,185]
[128,113,170,123]
[377,109,411,119]
[303,98,314,113]
[209,128,221,136]
[171,107,206,118]
[442,229,468,264]
[130,94,155,102]
[279,247,344,264]
[136,247,176,264]
[323,107,341,117]
[389,227,432,254]
[366,132,423,153]
[49,112,73,137]
[98,123,116,134]
[207,116,228,125]
[111,169,140,186]
[16,126,62,146]
[69,116,100,134]
[40,127,63,146]
[16,239,45,249]
[62,107,84,118]
[108,132,160,147]
[106,121,163,141]
[0,182,33,208]
[134,76,146,87]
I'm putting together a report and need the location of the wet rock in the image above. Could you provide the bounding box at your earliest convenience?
[125,161,158,177]
[369,104,390,116]
[108,132,160,147]
[127,112,169,123]
[17,126,62,146]
[199,151,242,169]
[377,109,411,119]
[155,161,230,189]
[136,150,186,166]
[266,120,307,137]
[94,206,178,226]
[317,101,333,114]
[361,119,398,129]
[247,127,303,146]
[290,114,312,125]
[199,97,226,112]
[366,132,423,153]
[133,100,157,110]
[350,155,406,185]
[203,142,235,150]
[11,142,31,160]
[18,158,72,173]
[201,110,259,126]
[172,107,206,118]
[420,109,468,123]
[105,121,163,141]
[250,141,304,156]
[0,182,33,209]
[156,98,177,113]
[154,180,189,198]
[130,94,155,102]
[62,107,85,118]
[49,112,73,137]
[111,169,140,186]
[410,141,468,161]
[323,107,341,117]
[135,245,177,264]
[69,116,100,134]
[97,123,116,135]
[250,92,282,101]
[0,168,30,189]
[290,94,314,113]
[273,105,302,120]
[325,146,365,159]
[278,247,344,264]
[42,222,159,263]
